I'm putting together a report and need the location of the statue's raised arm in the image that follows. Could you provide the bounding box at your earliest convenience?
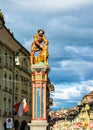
[30,29,49,66]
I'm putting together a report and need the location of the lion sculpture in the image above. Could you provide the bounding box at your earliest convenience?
[33,43,49,66]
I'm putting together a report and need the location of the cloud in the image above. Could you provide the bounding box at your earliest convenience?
[3,0,93,12]
[23,39,33,51]
[52,84,80,100]
[51,80,93,109]
[4,14,14,23]
[1,0,93,15]
[64,46,93,56]
[49,58,93,84]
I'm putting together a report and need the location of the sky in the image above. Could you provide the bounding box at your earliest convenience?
[1,0,93,111]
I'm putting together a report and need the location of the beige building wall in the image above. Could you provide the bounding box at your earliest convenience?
[0,13,31,129]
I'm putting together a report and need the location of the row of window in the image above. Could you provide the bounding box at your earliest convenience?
[0,50,29,70]
[0,49,13,69]
[3,97,12,112]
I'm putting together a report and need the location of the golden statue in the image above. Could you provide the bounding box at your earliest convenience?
[30,29,49,66]
[33,43,49,65]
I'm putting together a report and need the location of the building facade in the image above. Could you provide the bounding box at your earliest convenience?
[0,11,31,130]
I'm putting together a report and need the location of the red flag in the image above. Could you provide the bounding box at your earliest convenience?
[13,98,29,117]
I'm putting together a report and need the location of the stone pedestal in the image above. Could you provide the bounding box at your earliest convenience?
[28,120,48,130]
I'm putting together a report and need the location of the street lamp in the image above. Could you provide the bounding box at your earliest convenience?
[15,52,20,66]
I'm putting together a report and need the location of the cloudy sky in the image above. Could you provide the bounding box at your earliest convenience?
[1,0,93,110]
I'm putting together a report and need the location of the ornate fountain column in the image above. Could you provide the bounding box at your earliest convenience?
[28,29,50,130]
[28,62,50,130]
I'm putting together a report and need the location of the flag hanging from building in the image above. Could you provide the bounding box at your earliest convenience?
[13,98,29,117]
